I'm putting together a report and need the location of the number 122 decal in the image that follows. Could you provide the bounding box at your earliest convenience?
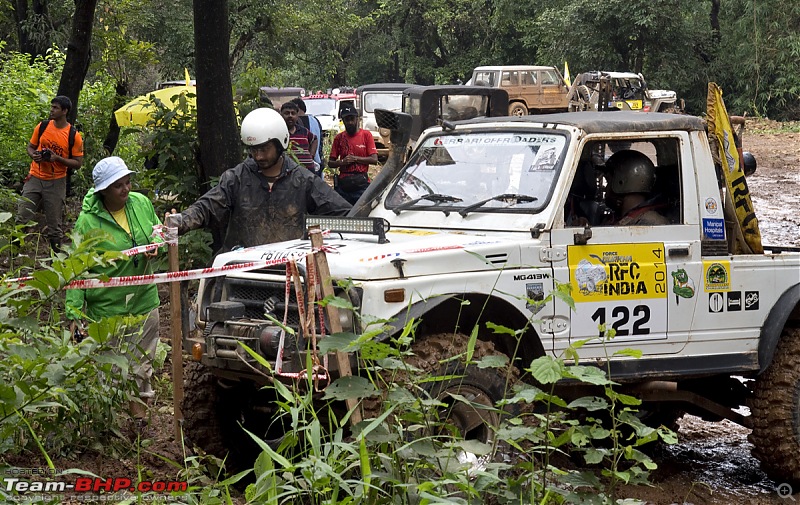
[591,305,651,336]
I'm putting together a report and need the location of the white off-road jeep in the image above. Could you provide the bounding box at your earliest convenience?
[183,110,800,486]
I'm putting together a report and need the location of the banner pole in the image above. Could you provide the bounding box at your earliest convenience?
[169,240,184,439]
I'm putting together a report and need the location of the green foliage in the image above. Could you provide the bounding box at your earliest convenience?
[226,289,675,504]
[0,229,145,459]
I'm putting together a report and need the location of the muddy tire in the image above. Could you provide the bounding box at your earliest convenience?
[748,327,800,485]
[412,333,517,434]
[182,362,262,472]
[425,361,512,444]
[509,103,528,116]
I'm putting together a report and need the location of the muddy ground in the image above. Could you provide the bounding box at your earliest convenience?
[7,120,800,504]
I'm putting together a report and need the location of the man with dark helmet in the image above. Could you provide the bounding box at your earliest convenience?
[166,108,350,252]
[604,150,669,226]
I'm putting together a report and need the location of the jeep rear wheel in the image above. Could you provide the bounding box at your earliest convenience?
[509,103,528,116]
[748,327,800,485]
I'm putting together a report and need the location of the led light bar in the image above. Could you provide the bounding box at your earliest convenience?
[305,215,390,244]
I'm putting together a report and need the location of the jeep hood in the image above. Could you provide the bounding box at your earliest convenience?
[213,230,527,280]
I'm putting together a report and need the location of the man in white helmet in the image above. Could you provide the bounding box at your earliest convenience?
[603,150,669,226]
[166,108,350,252]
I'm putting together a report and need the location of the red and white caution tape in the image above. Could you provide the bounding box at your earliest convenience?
[66,256,296,289]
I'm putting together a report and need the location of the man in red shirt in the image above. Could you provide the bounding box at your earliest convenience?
[328,104,378,204]
[17,95,84,251]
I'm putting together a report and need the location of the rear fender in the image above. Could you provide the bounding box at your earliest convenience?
[758,283,800,374]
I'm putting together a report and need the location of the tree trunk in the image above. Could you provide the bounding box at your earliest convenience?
[193,0,241,181]
[101,81,130,155]
[194,0,242,253]
[57,0,98,125]
[13,0,51,58]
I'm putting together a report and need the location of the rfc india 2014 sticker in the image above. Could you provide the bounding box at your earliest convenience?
[567,243,668,340]
[703,260,731,292]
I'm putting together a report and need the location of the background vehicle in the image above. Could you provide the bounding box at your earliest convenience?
[470,65,568,115]
[356,83,415,161]
[303,93,357,133]
[567,71,682,113]
[258,86,305,110]
[401,85,508,149]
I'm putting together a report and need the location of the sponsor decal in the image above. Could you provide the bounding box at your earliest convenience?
[703,260,731,292]
[709,292,724,313]
[567,243,667,302]
[567,243,668,338]
[702,218,726,240]
[525,282,545,313]
[705,197,718,214]
[745,291,760,310]
[388,229,437,236]
[359,252,401,262]
[727,291,742,311]
[670,268,695,304]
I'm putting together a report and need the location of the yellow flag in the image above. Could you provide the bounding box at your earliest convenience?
[564,61,571,87]
[706,82,762,254]
[184,68,191,87]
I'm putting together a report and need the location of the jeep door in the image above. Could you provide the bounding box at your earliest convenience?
[549,134,700,362]
[538,68,568,110]
[518,70,540,111]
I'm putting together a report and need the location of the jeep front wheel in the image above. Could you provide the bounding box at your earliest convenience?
[748,327,800,485]
[509,103,528,116]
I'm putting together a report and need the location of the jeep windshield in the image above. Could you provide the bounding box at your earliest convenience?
[364,92,403,112]
[385,131,567,215]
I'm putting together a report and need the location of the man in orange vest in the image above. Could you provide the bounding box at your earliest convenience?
[17,96,84,251]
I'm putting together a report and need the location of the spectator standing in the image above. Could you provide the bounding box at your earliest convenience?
[328,104,378,205]
[166,108,350,252]
[17,96,84,251]
[65,157,163,422]
[280,101,318,173]
[291,97,325,176]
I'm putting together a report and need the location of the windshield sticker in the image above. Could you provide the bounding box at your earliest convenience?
[703,260,731,292]
[432,134,560,146]
[529,146,558,171]
[568,243,668,340]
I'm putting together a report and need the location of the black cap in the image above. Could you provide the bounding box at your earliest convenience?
[339,104,357,118]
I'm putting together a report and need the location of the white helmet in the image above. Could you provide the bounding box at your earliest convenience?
[240,108,289,149]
